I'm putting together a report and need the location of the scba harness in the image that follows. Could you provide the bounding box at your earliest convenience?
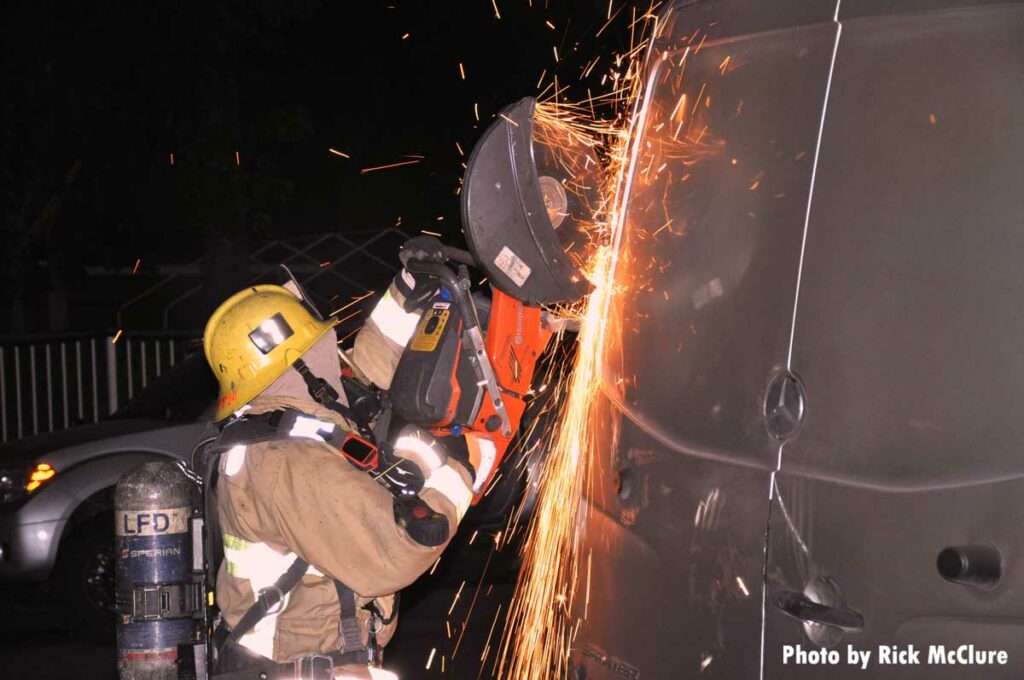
[200,406,449,680]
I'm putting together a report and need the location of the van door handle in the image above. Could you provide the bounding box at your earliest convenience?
[774,590,864,633]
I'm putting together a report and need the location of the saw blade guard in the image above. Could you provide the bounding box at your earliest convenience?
[461,97,601,305]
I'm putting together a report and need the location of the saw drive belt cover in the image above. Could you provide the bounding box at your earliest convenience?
[462,97,594,305]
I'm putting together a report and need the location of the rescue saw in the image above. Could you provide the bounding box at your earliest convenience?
[390,97,601,502]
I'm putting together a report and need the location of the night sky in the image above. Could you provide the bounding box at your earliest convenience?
[1,1,639,332]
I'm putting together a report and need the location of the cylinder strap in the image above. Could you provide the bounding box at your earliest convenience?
[120,582,203,622]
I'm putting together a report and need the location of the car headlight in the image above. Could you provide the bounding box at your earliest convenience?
[1,463,57,503]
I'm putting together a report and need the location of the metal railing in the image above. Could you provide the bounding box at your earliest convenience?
[0,332,195,443]
[2,230,409,443]
[117,229,408,329]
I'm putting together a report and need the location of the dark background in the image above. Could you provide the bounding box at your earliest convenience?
[0,2,640,677]
[1,0,637,335]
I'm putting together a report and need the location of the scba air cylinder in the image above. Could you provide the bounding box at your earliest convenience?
[115,461,202,680]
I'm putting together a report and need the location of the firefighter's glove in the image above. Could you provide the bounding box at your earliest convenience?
[394,496,449,547]
[391,426,449,478]
[393,268,439,313]
[399,235,446,268]
[374,442,426,497]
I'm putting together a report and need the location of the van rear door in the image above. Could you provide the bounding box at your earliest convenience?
[767,3,1024,678]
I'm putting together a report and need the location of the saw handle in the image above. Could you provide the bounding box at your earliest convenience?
[442,246,477,267]
[404,260,481,331]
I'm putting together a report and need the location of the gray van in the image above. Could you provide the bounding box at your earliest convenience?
[571,1,1024,678]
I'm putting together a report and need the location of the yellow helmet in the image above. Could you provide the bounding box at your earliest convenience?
[204,285,335,420]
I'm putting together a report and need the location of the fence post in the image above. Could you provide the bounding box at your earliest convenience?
[126,339,134,400]
[106,337,118,416]
[14,346,22,439]
[29,345,38,435]
[140,340,147,388]
[76,340,84,421]
[45,344,53,433]
[91,339,99,422]
[61,343,69,429]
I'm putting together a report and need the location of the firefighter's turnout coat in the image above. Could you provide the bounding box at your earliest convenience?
[215,394,473,667]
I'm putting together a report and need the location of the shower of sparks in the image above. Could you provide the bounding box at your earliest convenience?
[496,2,730,677]
[498,245,618,679]
[496,12,658,680]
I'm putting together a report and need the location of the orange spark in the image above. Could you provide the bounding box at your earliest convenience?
[359,159,420,174]
[328,291,374,316]
[328,148,350,158]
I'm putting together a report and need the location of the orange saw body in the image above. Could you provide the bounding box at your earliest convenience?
[390,286,555,504]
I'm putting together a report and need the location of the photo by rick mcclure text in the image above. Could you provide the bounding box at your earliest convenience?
[783,644,1010,670]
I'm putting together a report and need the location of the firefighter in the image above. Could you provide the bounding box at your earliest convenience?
[203,280,473,680]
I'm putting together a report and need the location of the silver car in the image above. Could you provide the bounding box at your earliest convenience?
[0,354,215,637]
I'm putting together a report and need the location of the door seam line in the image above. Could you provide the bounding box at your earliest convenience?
[785,17,844,370]
[767,5,843,676]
